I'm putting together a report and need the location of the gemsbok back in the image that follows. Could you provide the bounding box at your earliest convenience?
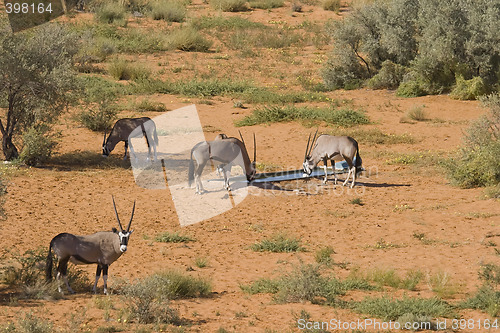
[302,131,363,188]
[102,117,158,161]
[46,197,135,294]
[188,133,257,194]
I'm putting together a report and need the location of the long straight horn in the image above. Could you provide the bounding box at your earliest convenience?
[103,130,107,146]
[126,200,136,232]
[112,196,124,232]
[238,130,246,146]
[253,133,256,162]
[304,133,311,160]
[309,128,319,156]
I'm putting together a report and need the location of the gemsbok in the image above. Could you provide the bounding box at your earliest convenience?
[302,131,363,188]
[102,117,158,161]
[46,197,135,294]
[188,133,256,194]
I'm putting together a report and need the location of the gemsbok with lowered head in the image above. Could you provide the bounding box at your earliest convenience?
[188,132,257,194]
[302,130,363,188]
[102,117,158,161]
[46,197,135,294]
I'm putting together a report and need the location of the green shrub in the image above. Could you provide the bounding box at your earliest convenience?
[322,0,340,11]
[406,105,428,121]
[250,233,305,253]
[77,103,117,132]
[367,60,408,89]
[396,79,428,97]
[479,263,500,287]
[210,0,248,11]
[461,285,500,317]
[445,94,500,188]
[108,58,151,81]
[450,75,488,100]
[248,0,284,9]
[355,296,454,321]
[95,2,127,24]
[322,0,500,93]
[149,0,186,22]
[165,27,212,52]
[191,16,265,31]
[19,126,58,167]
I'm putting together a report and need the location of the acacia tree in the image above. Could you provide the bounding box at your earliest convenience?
[0,24,78,160]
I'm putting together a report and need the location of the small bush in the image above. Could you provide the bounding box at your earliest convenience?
[4,312,53,333]
[19,126,58,167]
[461,285,500,317]
[479,263,500,287]
[95,2,127,24]
[355,296,455,321]
[250,233,305,253]
[108,58,151,81]
[322,0,340,11]
[155,231,194,243]
[1,248,90,299]
[150,0,186,22]
[450,75,488,100]
[427,271,460,299]
[134,99,167,112]
[406,105,428,122]
[367,60,408,90]
[315,246,335,266]
[445,94,500,188]
[210,0,248,11]
[77,103,117,132]
[396,80,428,97]
[165,27,213,52]
[248,0,284,9]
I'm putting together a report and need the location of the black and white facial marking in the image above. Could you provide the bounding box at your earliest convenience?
[303,158,313,175]
[117,230,133,252]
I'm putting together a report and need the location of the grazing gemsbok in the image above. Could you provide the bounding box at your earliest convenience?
[188,133,257,194]
[302,131,363,188]
[102,117,158,161]
[45,197,135,294]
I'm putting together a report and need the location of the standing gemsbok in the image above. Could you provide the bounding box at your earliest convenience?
[188,133,257,194]
[302,131,363,188]
[102,117,158,161]
[46,197,135,294]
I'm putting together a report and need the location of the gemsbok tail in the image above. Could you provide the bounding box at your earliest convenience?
[153,124,159,146]
[355,145,363,175]
[46,241,54,281]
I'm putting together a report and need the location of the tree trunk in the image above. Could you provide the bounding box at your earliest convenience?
[2,134,18,160]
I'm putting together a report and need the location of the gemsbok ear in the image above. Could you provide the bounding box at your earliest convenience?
[112,227,118,233]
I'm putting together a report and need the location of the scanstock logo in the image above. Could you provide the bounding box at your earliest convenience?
[129,105,250,227]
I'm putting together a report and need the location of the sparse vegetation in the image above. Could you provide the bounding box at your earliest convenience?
[248,0,284,9]
[315,246,335,266]
[1,248,89,299]
[322,0,340,12]
[236,105,370,127]
[19,125,59,167]
[155,231,195,243]
[120,270,211,323]
[250,233,305,252]
[354,296,455,321]
[95,2,127,25]
[108,58,151,81]
[165,27,213,52]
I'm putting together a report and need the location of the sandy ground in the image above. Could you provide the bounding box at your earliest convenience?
[0,2,499,333]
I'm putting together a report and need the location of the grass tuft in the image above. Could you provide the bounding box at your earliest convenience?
[250,233,305,253]
[155,231,195,243]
